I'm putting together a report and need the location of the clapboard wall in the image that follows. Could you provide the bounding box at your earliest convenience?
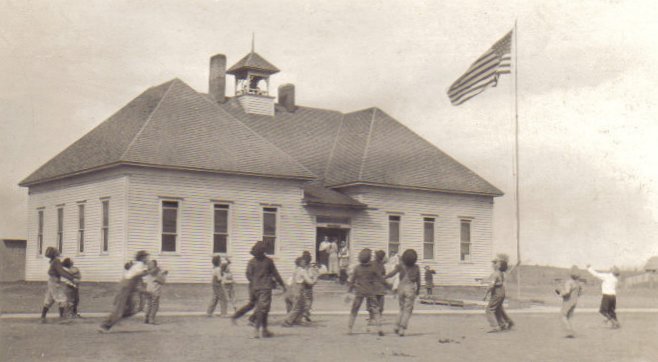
[25,170,127,282]
[126,168,315,283]
[340,185,495,286]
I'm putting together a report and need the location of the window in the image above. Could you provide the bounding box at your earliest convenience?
[262,207,277,255]
[213,204,229,253]
[78,204,85,253]
[423,217,435,260]
[101,200,109,253]
[161,201,179,252]
[460,220,471,261]
[57,207,64,253]
[37,210,44,255]
[388,215,400,256]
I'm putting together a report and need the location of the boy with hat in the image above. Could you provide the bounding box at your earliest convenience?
[424,265,436,295]
[555,266,583,338]
[385,249,421,336]
[346,248,387,336]
[41,247,75,323]
[587,264,621,328]
[483,254,514,332]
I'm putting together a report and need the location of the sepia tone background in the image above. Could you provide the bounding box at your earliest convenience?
[1,0,656,269]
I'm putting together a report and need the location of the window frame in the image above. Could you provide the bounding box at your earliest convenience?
[101,199,110,254]
[460,219,472,262]
[56,206,64,253]
[212,203,230,254]
[388,214,401,256]
[423,217,435,260]
[160,199,180,253]
[262,207,278,255]
[37,209,44,256]
[77,203,85,254]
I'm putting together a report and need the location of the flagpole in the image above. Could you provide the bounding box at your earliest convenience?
[513,20,522,301]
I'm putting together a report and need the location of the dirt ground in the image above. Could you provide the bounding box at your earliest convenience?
[2,281,657,314]
[1,312,657,361]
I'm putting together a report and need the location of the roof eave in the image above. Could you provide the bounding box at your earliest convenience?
[302,200,368,209]
[329,181,504,197]
[20,161,316,187]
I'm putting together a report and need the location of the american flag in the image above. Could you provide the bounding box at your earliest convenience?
[447,30,512,106]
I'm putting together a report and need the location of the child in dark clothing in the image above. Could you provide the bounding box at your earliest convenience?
[424,265,436,295]
[483,254,514,332]
[346,248,386,336]
[386,249,421,336]
[41,247,75,323]
[368,250,388,325]
[233,241,286,338]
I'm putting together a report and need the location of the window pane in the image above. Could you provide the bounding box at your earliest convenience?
[163,208,177,233]
[263,212,276,236]
[163,201,178,208]
[58,234,63,253]
[79,231,84,253]
[214,209,228,233]
[460,243,470,260]
[424,243,434,260]
[102,228,108,252]
[79,204,85,229]
[57,208,63,231]
[102,201,109,227]
[263,236,275,255]
[389,222,399,242]
[162,234,176,252]
[213,234,227,254]
[460,222,470,242]
[424,222,434,243]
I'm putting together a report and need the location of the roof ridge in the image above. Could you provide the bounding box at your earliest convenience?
[119,79,177,161]
[196,88,317,179]
[358,108,377,181]
[323,113,345,180]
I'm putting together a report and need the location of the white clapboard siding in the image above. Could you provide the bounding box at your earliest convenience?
[25,170,127,282]
[341,185,494,286]
[126,168,315,283]
[237,95,275,116]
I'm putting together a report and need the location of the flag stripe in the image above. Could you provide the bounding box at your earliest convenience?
[451,78,499,105]
[447,30,513,106]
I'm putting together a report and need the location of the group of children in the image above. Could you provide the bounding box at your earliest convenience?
[98,250,168,332]
[40,240,623,341]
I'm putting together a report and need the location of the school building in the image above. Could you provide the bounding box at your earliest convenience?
[20,48,503,285]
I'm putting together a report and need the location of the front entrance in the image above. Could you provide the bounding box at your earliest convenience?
[316,227,350,269]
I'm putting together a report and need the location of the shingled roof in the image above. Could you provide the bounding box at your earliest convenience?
[226,52,280,75]
[22,74,503,197]
[20,79,314,186]
[227,103,503,196]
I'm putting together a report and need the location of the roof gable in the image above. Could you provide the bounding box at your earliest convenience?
[20,81,173,185]
[21,79,315,186]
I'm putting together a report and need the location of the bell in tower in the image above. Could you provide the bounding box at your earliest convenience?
[226,39,280,116]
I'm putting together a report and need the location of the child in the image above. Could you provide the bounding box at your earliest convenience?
[221,256,237,312]
[483,254,514,333]
[424,265,436,295]
[301,250,318,322]
[338,242,350,285]
[207,255,228,317]
[40,247,75,323]
[99,250,149,332]
[234,240,286,338]
[555,266,582,338]
[368,250,388,325]
[385,249,421,336]
[143,260,168,324]
[282,257,315,327]
[346,248,386,336]
[385,252,400,295]
[61,258,81,318]
[587,264,621,329]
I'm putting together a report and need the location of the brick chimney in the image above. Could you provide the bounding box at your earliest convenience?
[278,83,296,112]
[209,54,226,103]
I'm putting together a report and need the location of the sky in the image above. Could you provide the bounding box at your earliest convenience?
[1,0,657,269]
